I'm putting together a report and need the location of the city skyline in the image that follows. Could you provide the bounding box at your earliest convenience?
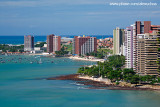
[1,0,160,106]
[0,0,160,35]
[113,21,160,75]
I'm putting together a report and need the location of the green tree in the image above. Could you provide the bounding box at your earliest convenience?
[35,42,46,47]
[107,55,125,69]
[130,75,140,84]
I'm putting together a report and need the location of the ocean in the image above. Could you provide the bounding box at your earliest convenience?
[0,55,160,107]
[0,35,113,45]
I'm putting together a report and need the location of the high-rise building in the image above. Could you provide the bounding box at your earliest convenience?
[117,21,160,75]
[157,30,160,73]
[24,35,34,51]
[151,25,160,31]
[53,36,61,52]
[113,27,125,55]
[47,34,61,53]
[136,31,160,75]
[47,34,54,53]
[136,34,146,74]
[144,31,159,75]
[133,21,151,71]
[124,21,160,75]
[133,21,160,73]
[136,21,151,34]
[125,26,134,68]
[72,36,97,55]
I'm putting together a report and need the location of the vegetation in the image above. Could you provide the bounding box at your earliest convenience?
[0,44,24,52]
[78,55,160,85]
[63,43,72,53]
[86,51,104,59]
[35,42,46,47]
[97,48,113,55]
[55,46,69,56]
[86,48,113,59]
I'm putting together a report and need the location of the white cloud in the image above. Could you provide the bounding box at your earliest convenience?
[87,12,112,15]
[0,1,37,7]
[86,10,160,18]
[152,11,160,14]
[0,0,107,7]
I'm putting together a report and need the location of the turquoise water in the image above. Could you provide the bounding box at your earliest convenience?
[0,55,160,107]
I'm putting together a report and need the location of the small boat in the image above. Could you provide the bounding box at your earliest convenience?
[35,56,40,59]
[1,61,5,63]
[38,58,42,64]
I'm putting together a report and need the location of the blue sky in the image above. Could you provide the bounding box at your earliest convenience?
[0,0,160,35]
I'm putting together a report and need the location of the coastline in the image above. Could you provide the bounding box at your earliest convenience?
[69,56,105,62]
[1,54,160,91]
[46,74,160,91]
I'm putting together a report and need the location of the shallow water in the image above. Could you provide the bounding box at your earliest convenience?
[0,55,160,107]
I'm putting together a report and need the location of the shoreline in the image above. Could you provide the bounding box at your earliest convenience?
[46,74,160,91]
[1,53,105,62]
[69,56,105,62]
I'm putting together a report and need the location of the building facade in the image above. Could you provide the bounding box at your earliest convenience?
[24,35,34,51]
[113,27,125,55]
[133,21,151,71]
[123,21,160,75]
[125,26,134,68]
[72,36,97,55]
[47,34,54,53]
[53,36,61,52]
[136,31,159,75]
[47,34,61,53]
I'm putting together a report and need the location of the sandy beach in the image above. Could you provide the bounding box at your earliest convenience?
[69,56,105,62]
